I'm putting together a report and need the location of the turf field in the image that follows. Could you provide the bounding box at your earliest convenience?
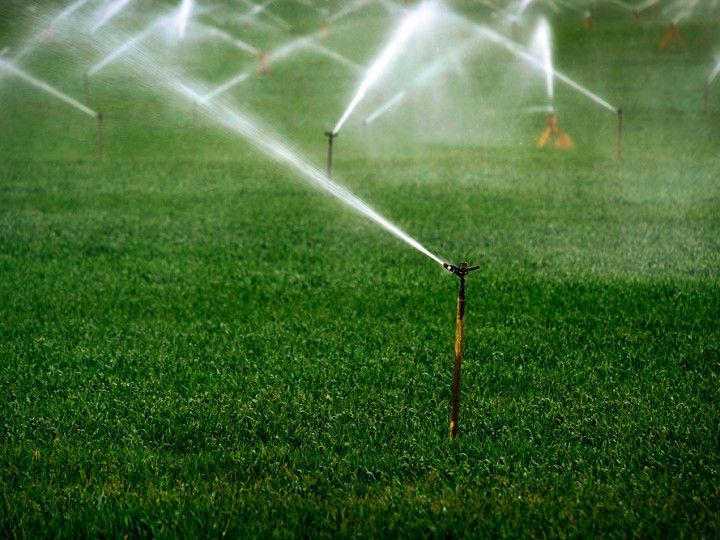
[1,1,719,536]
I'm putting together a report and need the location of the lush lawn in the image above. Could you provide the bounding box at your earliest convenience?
[1,2,719,537]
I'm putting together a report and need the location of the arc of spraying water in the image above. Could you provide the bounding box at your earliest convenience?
[364,91,406,125]
[201,32,357,103]
[200,35,316,103]
[332,1,439,136]
[176,83,446,267]
[669,0,701,24]
[307,43,363,73]
[88,0,196,79]
[364,35,482,125]
[92,0,134,34]
[197,23,259,55]
[239,0,291,30]
[10,0,92,63]
[0,58,96,117]
[708,58,720,85]
[174,0,194,41]
[515,0,535,19]
[52,0,92,26]
[469,21,617,112]
[530,18,554,101]
[87,24,157,76]
[85,37,447,268]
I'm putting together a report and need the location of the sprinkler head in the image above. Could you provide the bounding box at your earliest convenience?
[324,130,337,140]
[443,261,480,277]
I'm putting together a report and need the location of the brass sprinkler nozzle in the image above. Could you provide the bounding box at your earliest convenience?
[443,261,480,277]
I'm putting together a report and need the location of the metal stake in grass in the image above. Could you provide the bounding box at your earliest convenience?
[96,112,104,160]
[616,108,623,161]
[443,261,480,439]
[324,131,336,178]
[704,82,709,114]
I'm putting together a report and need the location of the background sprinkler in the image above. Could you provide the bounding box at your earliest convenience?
[659,22,687,50]
[537,113,573,149]
[319,20,330,38]
[97,112,104,160]
[443,261,480,440]
[256,52,270,74]
[617,108,623,160]
[324,131,336,178]
[705,82,709,113]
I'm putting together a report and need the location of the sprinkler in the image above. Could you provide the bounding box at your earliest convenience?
[659,22,687,50]
[616,108,623,161]
[319,20,330,38]
[537,113,573,149]
[256,51,270,74]
[43,25,55,43]
[443,261,480,439]
[704,82,709,114]
[96,112,104,160]
[324,131,336,178]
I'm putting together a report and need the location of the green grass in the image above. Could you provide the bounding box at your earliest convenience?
[1,2,719,537]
